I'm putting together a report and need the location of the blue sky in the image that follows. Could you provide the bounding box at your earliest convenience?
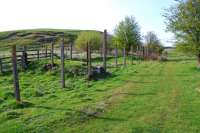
[0,0,175,46]
[112,0,175,46]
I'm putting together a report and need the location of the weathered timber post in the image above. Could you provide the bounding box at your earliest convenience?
[146,46,149,59]
[70,42,73,60]
[37,49,39,61]
[139,45,142,62]
[103,29,107,72]
[86,44,89,66]
[131,45,134,65]
[87,44,92,80]
[0,58,3,73]
[51,42,54,65]
[61,38,65,88]
[142,46,145,59]
[21,46,28,70]
[115,45,118,67]
[45,45,48,58]
[136,45,139,60]
[65,47,68,59]
[144,46,147,59]
[12,45,21,102]
[123,47,126,67]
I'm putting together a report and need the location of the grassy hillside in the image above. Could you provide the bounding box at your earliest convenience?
[0,29,101,49]
[0,52,200,132]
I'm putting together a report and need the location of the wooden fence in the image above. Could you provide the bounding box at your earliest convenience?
[0,50,51,73]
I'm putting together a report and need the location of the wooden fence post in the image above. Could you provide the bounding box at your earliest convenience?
[87,44,91,80]
[136,46,140,61]
[45,45,48,58]
[147,46,149,59]
[86,44,89,66]
[0,58,2,73]
[21,46,28,70]
[70,42,73,60]
[37,50,39,61]
[123,47,126,67]
[103,29,107,72]
[142,46,145,59]
[51,42,54,65]
[12,45,21,102]
[115,46,118,67]
[131,45,134,65]
[61,38,65,88]
[65,47,68,59]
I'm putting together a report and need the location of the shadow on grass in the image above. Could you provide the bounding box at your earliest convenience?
[33,105,73,111]
[93,115,126,122]
[167,58,196,62]
[119,92,156,96]
[130,80,156,84]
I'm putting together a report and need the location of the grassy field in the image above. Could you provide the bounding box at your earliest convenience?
[0,52,200,133]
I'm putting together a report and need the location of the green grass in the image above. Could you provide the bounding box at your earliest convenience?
[0,29,101,50]
[1,52,200,133]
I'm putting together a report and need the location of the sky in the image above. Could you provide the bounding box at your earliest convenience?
[0,0,175,46]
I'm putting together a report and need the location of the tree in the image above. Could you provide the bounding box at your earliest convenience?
[144,31,164,55]
[164,0,200,66]
[75,31,102,79]
[114,16,141,66]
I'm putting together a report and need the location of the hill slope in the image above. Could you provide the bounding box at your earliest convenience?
[0,29,101,49]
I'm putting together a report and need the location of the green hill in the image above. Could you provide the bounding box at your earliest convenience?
[0,29,101,49]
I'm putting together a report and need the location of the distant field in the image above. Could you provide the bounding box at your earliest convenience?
[0,51,200,133]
